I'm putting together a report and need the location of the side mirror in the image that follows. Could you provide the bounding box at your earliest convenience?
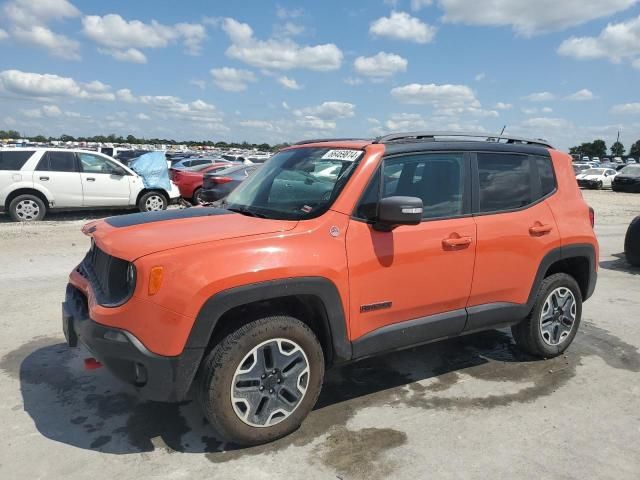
[374,196,423,231]
[112,166,126,176]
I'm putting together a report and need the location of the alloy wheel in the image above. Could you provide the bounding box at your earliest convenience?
[15,199,41,221]
[539,287,577,346]
[145,195,165,211]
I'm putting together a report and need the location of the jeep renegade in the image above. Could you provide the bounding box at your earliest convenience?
[63,132,598,445]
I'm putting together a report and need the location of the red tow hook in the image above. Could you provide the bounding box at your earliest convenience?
[84,357,103,370]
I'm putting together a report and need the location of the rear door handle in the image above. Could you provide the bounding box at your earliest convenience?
[529,223,553,236]
[86,177,96,182]
[39,176,49,181]
[442,236,473,249]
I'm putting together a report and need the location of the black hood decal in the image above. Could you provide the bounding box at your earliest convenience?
[105,208,232,228]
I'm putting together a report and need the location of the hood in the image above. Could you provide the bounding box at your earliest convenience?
[82,208,297,261]
[577,174,603,180]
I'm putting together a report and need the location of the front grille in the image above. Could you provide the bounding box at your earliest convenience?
[81,244,134,307]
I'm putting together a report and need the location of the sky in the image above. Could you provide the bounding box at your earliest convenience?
[1,0,640,151]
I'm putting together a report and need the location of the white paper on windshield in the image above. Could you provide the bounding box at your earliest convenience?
[321,150,361,162]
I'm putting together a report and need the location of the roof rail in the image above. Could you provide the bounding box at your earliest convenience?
[293,138,368,146]
[374,131,554,149]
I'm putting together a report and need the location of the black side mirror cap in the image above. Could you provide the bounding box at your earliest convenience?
[373,196,423,231]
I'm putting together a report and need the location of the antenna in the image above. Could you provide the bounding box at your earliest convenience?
[499,125,506,136]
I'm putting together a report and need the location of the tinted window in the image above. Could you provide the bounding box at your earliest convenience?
[78,152,119,174]
[0,151,33,170]
[36,151,77,172]
[356,153,465,221]
[478,153,531,213]
[535,156,556,197]
[191,159,210,166]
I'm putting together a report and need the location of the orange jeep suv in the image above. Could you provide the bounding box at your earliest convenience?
[63,132,598,445]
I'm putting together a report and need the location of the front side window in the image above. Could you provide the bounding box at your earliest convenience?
[224,147,362,220]
[356,153,466,221]
[477,153,532,213]
[78,153,120,174]
[36,151,77,172]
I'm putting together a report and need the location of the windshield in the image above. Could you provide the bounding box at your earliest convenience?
[583,168,605,175]
[223,147,363,220]
[620,165,640,177]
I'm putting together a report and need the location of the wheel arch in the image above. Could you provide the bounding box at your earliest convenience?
[187,277,352,367]
[5,187,51,211]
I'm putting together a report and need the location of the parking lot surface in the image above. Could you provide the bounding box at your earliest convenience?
[0,190,639,479]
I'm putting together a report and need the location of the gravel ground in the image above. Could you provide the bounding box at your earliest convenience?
[0,190,639,479]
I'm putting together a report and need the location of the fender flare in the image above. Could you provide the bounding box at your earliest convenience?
[185,277,352,362]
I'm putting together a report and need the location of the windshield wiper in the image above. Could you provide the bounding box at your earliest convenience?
[226,206,268,218]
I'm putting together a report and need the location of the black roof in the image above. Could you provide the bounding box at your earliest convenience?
[383,140,551,157]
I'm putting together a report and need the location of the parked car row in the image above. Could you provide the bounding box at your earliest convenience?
[572,162,640,192]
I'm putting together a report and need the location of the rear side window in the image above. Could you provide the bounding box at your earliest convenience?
[36,151,77,172]
[534,156,556,197]
[0,151,34,170]
[477,153,532,213]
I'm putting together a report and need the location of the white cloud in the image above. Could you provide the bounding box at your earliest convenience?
[42,105,62,117]
[611,103,640,114]
[277,76,302,89]
[298,116,336,130]
[411,0,433,11]
[0,69,115,100]
[82,14,206,61]
[276,6,304,19]
[3,0,81,59]
[12,26,81,60]
[354,52,408,78]
[189,79,207,90]
[0,29,8,40]
[558,15,640,68]
[523,91,556,102]
[565,89,596,101]
[99,48,147,63]
[22,104,79,119]
[294,101,356,119]
[136,113,150,120]
[391,83,498,117]
[495,102,513,110]
[370,11,436,43]
[344,77,363,86]
[439,0,638,36]
[222,18,342,71]
[116,88,136,102]
[210,67,257,92]
[239,120,283,132]
[386,113,430,131]
[542,107,553,113]
[278,22,305,37]
[521,117,572,129]
[475,72,486,81]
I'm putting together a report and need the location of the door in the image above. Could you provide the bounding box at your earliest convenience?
[467,153,560,318]
[32,151,82,207]
[346,152,476,341]
[77,152,131,207]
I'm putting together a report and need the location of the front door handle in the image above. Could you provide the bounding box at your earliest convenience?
[442,236,473,249]
[86,177,96,182]
[39,176,49,181]
[529,223,553,236]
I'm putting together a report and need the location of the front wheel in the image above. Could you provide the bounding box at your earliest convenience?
[512,273,582,358]
[192,188,204,205]
[596,180,603,190]
[138,191,167,212]
[196,316,324,445]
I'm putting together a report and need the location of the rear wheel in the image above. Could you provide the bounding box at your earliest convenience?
[9,194,46,222]
[625,216,640,267]
[512,273,582,358]
[197,315,324,445]
[138,191,167,212]
[192,188,204,205]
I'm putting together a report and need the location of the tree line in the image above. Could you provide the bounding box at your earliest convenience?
[569,138,640,159]
[0,130,288,152]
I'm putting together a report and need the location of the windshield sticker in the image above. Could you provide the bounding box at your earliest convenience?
[321,150,361,162]
[301,205,313,213]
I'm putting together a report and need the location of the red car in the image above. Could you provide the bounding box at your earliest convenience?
[169,163,230,204]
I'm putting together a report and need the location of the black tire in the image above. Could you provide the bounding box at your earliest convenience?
[137,191,168,212]
[8,194,46,222]
[196,316,324,445]
[596,180,603,190]
[192,188,204,205]
[625,216,640,267]
[511,273,582,358]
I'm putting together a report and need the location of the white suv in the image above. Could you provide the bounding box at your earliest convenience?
[0,148,181,222]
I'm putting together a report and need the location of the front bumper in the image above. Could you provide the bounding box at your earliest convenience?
[612,182,640,192]
[62,284,203,402]
[577,179,602,189]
